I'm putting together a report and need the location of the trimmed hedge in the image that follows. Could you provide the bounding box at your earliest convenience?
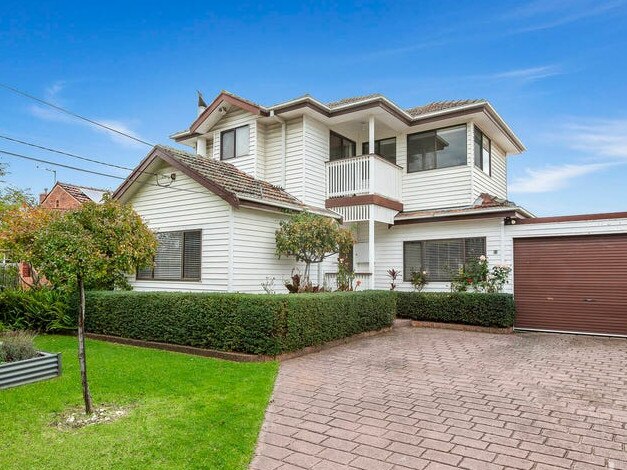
[396,292,515,328]
[85,290,396,355]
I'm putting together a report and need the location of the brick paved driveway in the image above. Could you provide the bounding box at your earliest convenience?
[251,327,627,470]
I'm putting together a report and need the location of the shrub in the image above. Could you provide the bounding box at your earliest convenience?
[0,288,74,332]
[0,330,38,363]
[396,292,515,328]
[85,290,396,355]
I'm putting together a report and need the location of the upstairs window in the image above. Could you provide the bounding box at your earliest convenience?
[407,124,467,173]
[403,237,486,282]
[361,137,397,164]
[221,125,250,160]
[137,230,201,281]
[474,126,491,175]
[329,131,356,161]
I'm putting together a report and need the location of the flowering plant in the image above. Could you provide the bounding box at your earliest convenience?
[451,256,511,293]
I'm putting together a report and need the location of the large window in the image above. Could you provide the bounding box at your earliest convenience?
[403,237,486,282]
[474,126,491,175]
[361,137,397,164]
[407,124,467,173]
[137,230,201,281]
[329,131,356,161]
[221,125,250,160]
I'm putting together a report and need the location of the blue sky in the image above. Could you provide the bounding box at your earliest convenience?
[1,0,626,215]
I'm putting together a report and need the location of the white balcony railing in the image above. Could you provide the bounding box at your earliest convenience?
[326,154,402,201]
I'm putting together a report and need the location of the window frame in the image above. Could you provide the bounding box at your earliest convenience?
[329,130,357,161]
[361,137,397,164]
[474,125,492,176]
[220,125,250,160]
[403,237,486,282]
[136,229,202,282]
[406,124,468,173]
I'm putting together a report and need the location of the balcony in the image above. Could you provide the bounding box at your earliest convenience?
[326,154,403,202]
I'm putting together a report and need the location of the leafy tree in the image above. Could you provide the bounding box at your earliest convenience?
[275,212,354,287]
[29,198,156,414]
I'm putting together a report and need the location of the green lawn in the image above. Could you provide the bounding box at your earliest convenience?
[0,335,278,470]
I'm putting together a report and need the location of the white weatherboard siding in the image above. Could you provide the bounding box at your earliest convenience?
[127,165,231,292]
[232,207,309,293]
[472,139,508,200]
[303,115,329,207]
[284,117,305,200]
[263,121,283,186]
[373,218,508,292]
[396,129,473,211]
[210,108,258,177]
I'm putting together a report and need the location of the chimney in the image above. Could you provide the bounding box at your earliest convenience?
[39,188,48,204]
[197,90,207,116]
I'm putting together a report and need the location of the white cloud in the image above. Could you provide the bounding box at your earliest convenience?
[504,0,625,32]
[509,163,613,193]
[474,65,562,83]
[27,82,147,149]
[561,119,627,159]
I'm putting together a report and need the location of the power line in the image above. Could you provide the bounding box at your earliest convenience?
[0,149,208,196]
[0,82,154,147]
[0,134,136,172]
[0,134,166,178]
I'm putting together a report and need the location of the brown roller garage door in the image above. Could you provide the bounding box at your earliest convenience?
[514,234,627,336]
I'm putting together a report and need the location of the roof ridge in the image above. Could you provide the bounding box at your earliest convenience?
[57,181,108,192]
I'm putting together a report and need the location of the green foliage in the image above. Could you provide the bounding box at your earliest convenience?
[409,270,428,292]
[85,290,396,355]
[451,256,512,293]
[396,292,516,328]
[275,212,354,284]
[0,288,74,332]
[1,335,277,470]
[335,257,355,291]
[30,198,157,292]
[0,264,20,290]
[0,330,38,363]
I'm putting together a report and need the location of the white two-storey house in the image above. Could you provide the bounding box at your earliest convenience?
[114,90,534,294]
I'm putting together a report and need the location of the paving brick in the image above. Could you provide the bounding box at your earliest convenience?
[351,456,394,470]
[252,328,627,470]
[421,449,463,466]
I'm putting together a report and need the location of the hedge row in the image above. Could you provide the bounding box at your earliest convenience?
[85,290,396,355]
[396,292,515,328]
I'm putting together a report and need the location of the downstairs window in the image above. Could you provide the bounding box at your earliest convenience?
[403,237,486,282]
[137,230,201,281]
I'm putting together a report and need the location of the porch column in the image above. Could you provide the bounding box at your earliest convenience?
[368,115,375,154]
[369,214,375,289]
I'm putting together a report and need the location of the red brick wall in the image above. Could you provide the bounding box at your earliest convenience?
[40,186,82,210]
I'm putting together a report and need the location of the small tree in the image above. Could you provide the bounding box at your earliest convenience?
[30,198,156,414]
[275,212,354,287]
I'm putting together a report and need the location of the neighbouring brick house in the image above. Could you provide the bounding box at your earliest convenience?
[39,181,107,210]
[18,182,108,287]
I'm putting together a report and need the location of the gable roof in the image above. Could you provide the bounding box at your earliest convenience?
[113,146,339,217]
[50,182,107,204]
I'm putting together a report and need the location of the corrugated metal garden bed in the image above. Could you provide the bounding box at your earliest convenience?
[0,352,62,390]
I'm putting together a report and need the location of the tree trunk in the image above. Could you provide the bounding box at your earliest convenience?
[303,262,311,287]
[77,275,94,415]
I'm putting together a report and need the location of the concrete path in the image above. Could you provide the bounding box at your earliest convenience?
[251,327,627,469]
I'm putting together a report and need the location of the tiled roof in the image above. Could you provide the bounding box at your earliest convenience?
[327,94,384,108]
[156,145,301,206]
[58,182,107,204]
[405,99,484,117]
[395,193,530,221]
